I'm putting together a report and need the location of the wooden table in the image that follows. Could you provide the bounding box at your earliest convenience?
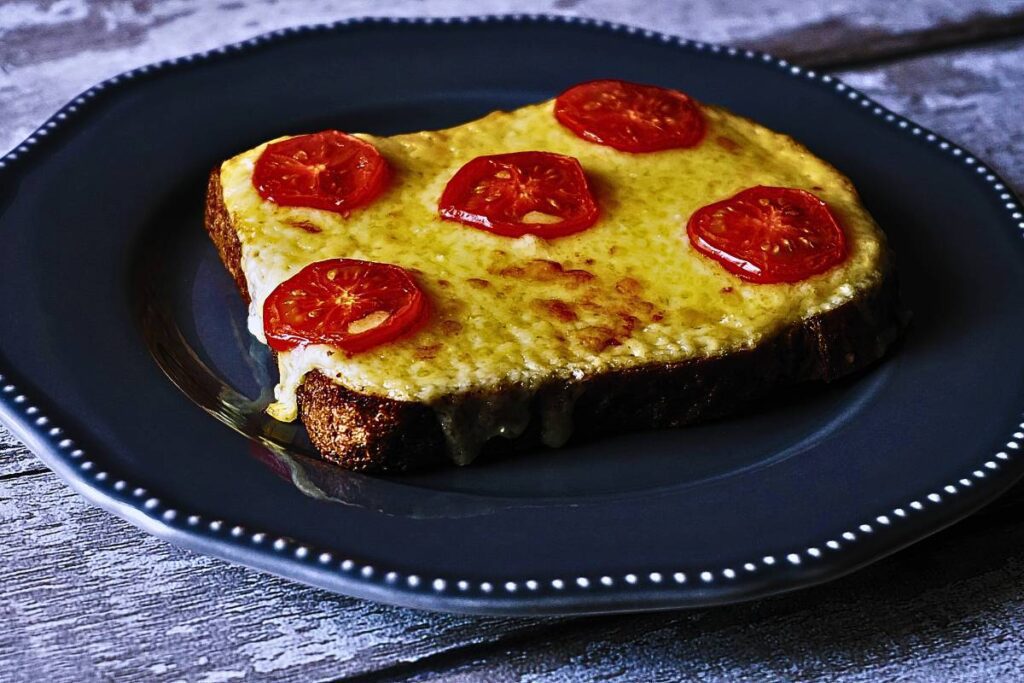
[3,1,1024,679]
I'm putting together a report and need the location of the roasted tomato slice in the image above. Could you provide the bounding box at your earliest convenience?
[554,79,706,153]
[263,259,428,353]
[687,186,847,284]
[438,151,599,239]
[252,131,389,214]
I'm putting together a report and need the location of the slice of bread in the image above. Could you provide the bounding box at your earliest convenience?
[205,97,905,472]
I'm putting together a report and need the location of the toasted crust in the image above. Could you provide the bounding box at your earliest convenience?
[205,168,905,473]
[205,170,250,304]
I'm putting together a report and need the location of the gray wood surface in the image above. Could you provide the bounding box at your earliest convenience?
[841,38,1024,192]
[2,1,1024,681]
[0,472,549,681]
[386,509,1024,682]
[0,428,44,478]
[3,0,1024,156]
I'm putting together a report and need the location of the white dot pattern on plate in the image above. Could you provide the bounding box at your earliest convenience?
[0,14,1022,602]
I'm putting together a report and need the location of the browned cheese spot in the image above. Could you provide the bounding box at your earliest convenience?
[577,325,622,353]
[439,319,463,335]
[715,136,741,153]
[617,313,640,335]
[414,343,443,360]
[287,220,322,234]
[497,259,595,288]
[535,298,579,322]
[615,277,643,296]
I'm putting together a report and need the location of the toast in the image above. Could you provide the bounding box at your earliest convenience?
[205,88,905,472]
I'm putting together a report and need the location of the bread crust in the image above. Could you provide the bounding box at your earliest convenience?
[205,169,250,304]
[205,168,905,473]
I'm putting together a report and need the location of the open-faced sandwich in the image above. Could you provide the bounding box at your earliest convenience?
[205,79,904,472]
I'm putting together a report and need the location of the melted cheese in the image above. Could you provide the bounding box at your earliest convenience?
[220,99,886,459]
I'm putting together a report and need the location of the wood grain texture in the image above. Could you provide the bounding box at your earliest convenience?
[2,2,1024,681]
[0,428,46,478]
[378,510,1024,683]
[840,38,1024,192]
[2,0,1024,155]
[0,471,550,681]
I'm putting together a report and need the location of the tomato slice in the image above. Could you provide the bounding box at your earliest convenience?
[252,131,389,214]
[554,79,706,153]
[438,151,599,239]
[263,259,428,353]
[686,186,848,284]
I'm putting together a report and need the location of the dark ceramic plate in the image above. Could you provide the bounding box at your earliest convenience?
[2,16,1024,616]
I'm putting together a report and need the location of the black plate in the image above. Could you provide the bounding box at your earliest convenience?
[2,16,1024,616]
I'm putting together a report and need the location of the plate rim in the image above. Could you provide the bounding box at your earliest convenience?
[2,13,1024,616]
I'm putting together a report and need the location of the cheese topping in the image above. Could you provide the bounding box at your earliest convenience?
[220,100,886,453]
